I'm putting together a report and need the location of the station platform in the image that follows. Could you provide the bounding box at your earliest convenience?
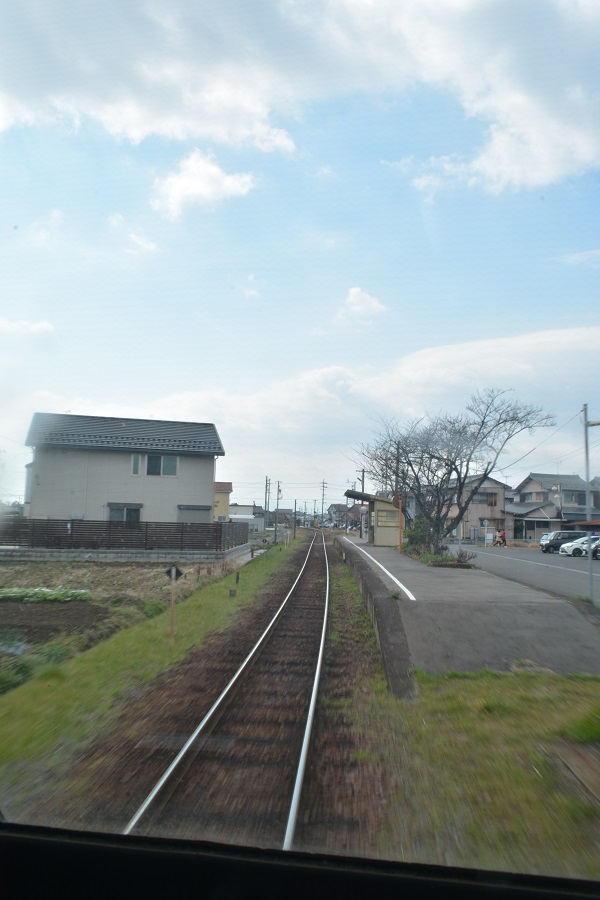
[337,535,600,693]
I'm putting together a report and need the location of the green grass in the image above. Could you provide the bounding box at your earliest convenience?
[0,588,91,602]
[566,706,600,743]
[363,672,600,878]
[0,541,301,771]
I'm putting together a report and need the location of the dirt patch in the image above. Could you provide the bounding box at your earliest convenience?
[0,601,111,645]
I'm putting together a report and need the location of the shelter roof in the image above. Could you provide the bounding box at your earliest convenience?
[26,412,225,456]
[344,489,395,505]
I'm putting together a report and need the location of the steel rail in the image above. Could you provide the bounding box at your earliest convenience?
[123,532,319,836]
[282,530,329,850]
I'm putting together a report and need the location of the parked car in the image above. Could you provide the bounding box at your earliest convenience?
[558,536,592,557]
[540,530,588,553]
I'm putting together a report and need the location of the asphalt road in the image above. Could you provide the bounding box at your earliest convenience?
[454,544,600,602]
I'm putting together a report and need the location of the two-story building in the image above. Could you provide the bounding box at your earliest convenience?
[507,473,600,541]
[24,412,225,524]
[448,475,508,542]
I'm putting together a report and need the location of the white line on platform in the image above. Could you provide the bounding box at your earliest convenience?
[343,538,417,602]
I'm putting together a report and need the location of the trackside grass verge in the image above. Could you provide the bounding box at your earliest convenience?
[0,540,303,775]
[331,567,600,880]
[369,670,600,879]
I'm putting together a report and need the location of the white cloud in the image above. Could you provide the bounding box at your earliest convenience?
[1,2,599,188]
[334,287,386,325]
[238,273,265,299]
[0,319,54,336]
[558,248,600,267]
[151,150,256,218]
[108,213,159,254]
[26,210,64,247]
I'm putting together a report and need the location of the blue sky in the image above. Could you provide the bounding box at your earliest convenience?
[1,0,599,508]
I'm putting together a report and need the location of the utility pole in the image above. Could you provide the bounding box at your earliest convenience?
[293,499,297,540]
[583,404,600,606]
[354,470,365,537]
[321,479,327,523]
[273,481,281,544]
[265,476,270,535]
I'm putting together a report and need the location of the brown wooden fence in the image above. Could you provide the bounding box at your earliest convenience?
[0,519,249,552]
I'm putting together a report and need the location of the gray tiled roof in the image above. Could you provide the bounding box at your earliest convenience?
[26,412,225,456]
[517,472,591,491]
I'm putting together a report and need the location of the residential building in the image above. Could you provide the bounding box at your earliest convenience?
[448,475,508,542]
[507,473,600,541]
[24,412,224,524]
[214,482,233,522]
[327,503,348,527]
[228,502,265,532]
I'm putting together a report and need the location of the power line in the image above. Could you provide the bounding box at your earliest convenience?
[496,411,582,474]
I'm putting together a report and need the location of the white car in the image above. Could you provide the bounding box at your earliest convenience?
[559,535,594,557]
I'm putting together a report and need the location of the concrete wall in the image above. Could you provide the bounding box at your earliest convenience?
[334,537,415,699]
[27,447,216,522]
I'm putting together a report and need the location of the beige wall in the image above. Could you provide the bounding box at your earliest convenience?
[27,447,215,522]
[372,500,399,547]
[449,479,507,540]
[213,490,231,521]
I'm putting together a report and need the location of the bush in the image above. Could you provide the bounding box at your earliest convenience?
[141,600,167,619]
[41,643,72,664]
[0,657,33,695]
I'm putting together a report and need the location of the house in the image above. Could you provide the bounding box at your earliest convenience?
[213,482,233,522]
[448,475,508,542]
[228,502,265,532]
[24,412,224,524]
[508,473,600,542]
[327,503,348,527]
[267,508,294,526]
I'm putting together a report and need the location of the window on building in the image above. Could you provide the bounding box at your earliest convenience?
[132,453,140,475]
[488,493,497,506]
[146,454,177,476]
[108,506,141,523]
[376,509,399,526]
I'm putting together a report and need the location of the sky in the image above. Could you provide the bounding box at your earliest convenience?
[1,0,599,511]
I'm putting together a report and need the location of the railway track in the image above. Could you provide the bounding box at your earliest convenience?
[122,531,330,850]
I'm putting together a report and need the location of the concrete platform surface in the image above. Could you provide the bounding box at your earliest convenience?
[341,536,600,676]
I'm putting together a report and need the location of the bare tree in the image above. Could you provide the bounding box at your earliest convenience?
[358,388,554,552]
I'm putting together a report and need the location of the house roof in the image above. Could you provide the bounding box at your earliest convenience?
[214,482,233,493]
[504,502,556,519]
[26,412,225,456]
[514,472,591,492]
